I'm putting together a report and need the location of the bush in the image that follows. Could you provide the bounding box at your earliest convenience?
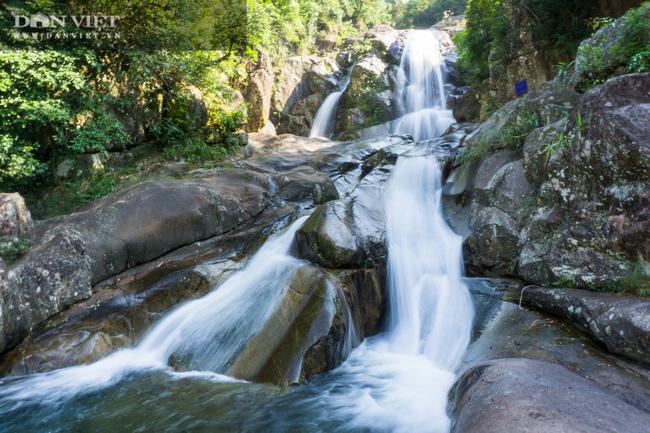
[575,2,650,89]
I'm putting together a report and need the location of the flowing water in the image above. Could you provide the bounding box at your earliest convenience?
[392,30,455,141]
[309,73,351,138]
[0,30,473,433]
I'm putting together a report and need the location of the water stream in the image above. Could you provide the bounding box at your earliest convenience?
[0,30,474,433]
[309,72,351,138]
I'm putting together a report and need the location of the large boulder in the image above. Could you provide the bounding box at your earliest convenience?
[0,171,271,354]
[296,200,364,268]
[452,73,649,290]
[0,193,32,238]
[572,4,650,91]
[0,268,215,375]
[168,85,208,129]
[336,55,395,137]
[364,24,405,65]
[464,282,650,412]
[245,51,275,132]
[521,287,650,364]
[222,264,355,384]
[271,55,340,135]
[452,358,650,433]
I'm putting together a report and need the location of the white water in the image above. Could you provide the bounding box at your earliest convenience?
[324,30,473,433]
[0,216,308,403]
[392,30,455,141]
[309,73,351,138]
[0,30,474,433]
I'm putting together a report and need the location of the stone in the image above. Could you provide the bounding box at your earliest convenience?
[450,86,481,122]
[0,171,270,354]
[271,55,339,135]
[224,264,354,384]
[521,287,650,364]
[465,281,650,412]
[463,206,520,276]
[180,85,208,128]
[0,193,32,238]
[337,55,393,135]
[452,358,650,433]
[245,51,275,132]
[296,200,365,268]
[0,269,214,375]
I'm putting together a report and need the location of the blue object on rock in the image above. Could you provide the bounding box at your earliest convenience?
[515,79,528,96]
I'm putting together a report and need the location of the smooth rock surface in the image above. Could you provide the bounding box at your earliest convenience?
[452,358,650,433]
[522,287,650,364]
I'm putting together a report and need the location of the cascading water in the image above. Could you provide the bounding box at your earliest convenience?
[325,29,474,432]
[392,30,455,141]
[0,216,309,403]
[309,72,351,138]
[0,30,473,433]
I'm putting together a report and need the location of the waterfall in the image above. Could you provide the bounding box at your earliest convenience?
[327,30,473,433]
[0,30,474,433]
[0,216,309,402]
[392,30,454,141]
[309,73,351,138]
[384,156,473,370]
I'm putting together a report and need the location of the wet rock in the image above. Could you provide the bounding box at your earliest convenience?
[0,171,270,354]
[335,268,386,337]
[0,193,32,238]
[337,56,394,135]
[245,51,275,132]
[272,166,339,206]
[521,287,650,364]
[450,86,481,122]
[452,358,650,433]
[364,24,405,65]
[296,200,365,268]
[0,269,215,375]
[225,264,354,384]
[271,55,339,135]
[464,287,650,413]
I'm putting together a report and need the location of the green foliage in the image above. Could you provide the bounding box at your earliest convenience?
[542,131,570,156]
[456,0,598,87]
[453,0,509,85]
[0,49,92,189]
[0,236,32,264]
[576,3,650,90]
[394,0,466,28]
[610,261,650,297]
[162,138,232,164]
[461,104,539,163]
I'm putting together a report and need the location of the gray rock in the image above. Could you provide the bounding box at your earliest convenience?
[521,287,650,364]
[0,193,32,238]
[271,55,339,135]
[464,284,650,412]
[1,171,270,354]
[296,200,365,268]
[337,55,393,135]
[222,264,354,384]
[245,51,275,132]
[452,358,650,433]
[464,206,519,276]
